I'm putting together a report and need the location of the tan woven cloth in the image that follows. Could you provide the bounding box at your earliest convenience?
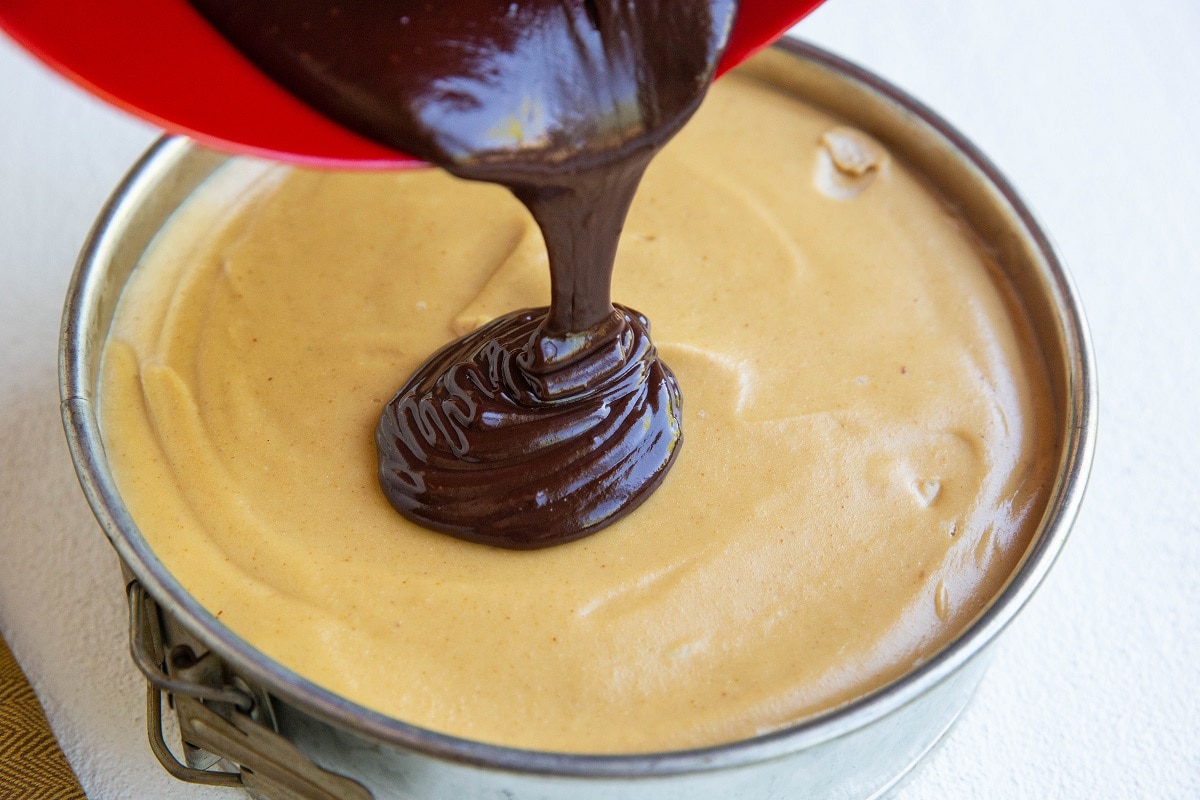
[0,634,87,799]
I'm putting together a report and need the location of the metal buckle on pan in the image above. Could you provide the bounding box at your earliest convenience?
[127,580,374,799]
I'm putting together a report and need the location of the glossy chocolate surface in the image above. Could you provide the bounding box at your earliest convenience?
[189,0,737,546]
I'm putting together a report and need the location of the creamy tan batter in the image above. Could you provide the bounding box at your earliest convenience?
[99,71,1056,753]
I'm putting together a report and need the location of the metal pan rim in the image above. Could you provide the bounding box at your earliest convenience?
[60,37,1097,779]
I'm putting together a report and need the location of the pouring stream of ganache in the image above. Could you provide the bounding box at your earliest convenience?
[187,0,739,548]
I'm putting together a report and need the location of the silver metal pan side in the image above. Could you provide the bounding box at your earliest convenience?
[60,39,1096,798]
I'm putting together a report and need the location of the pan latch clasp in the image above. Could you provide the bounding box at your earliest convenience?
[127,580,373,800]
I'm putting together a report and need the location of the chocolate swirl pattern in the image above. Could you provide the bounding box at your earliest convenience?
[376,305,681,549]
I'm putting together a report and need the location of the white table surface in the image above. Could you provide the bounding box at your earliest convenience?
[2,0,1198,797]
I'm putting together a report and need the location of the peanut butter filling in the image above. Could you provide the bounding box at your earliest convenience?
[99,72,1056,753]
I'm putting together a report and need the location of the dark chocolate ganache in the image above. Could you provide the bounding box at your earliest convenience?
[188,0,738,548]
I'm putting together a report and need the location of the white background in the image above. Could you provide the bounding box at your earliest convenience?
[2,0,1198,797]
